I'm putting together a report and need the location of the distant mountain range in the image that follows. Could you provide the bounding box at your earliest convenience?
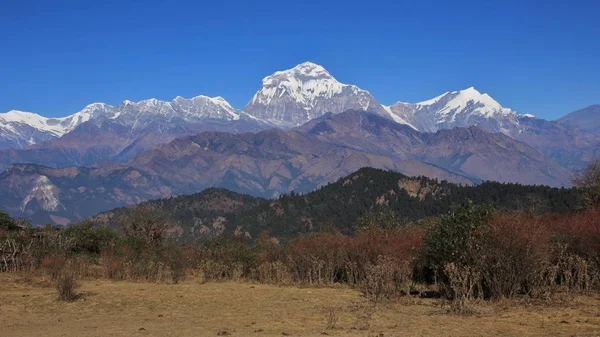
[0,111,573,225]
[0,62,597,225]
[2,62,598,171]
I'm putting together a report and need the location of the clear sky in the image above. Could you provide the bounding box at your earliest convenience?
[1,0,598,119]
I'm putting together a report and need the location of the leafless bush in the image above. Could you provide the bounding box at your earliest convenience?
[573,158,600,207]
[353,302,377,331]
[0,236,34,272]
[56,270,79,302]
[256,261,293,285]
[444,263,480,314]
[40,255,67,281]
[197,260,243,282]
[100,250,126,280]
[360,256,411,303]
[481,212,551,299]
[323,304,340,330]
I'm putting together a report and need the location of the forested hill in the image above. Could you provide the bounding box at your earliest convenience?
[91,167,582,241]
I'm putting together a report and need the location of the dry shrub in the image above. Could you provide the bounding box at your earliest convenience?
[256,261,293,285]
[426,203,600,304]
[353,225,424,266]
[444,263,480,314]
[548,207,600,275]
[40,255,67,281]
[255,231,286,264]
[164,247,188,284]
[69,255,97,278]
[284,227,424,289]
[100,249,126,280]
[360,256,411,303]
[323,304,340,330]
[546,244,596,296]
[287,232,351,285]
[56,270,79,302]
[353,302,377,331]
[486,209,600,298]
[0,233,36,272]
[98,242,181,283]
[482,212,552,299]
[197,260,243,282]
[128,260,168,283]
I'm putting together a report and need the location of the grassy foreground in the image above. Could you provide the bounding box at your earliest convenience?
[1,273,599,337]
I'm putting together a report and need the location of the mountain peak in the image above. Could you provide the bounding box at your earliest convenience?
[459,86,479,94]
[261,62,334,87]
[244,62,391,126]
[2,110,43,120]
[83,102,111,109]
[455,87,500,107]
[291,61,329,76]
[0,110,70,138]
[416,86,511,116]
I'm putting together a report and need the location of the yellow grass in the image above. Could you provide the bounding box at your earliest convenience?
[1,273,600,337]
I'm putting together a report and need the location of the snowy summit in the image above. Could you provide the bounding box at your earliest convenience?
[243,62,401,126]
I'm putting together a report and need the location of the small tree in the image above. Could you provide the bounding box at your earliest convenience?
[574,158,600,207]
[424,200,494,301]
[63,221,117,255]
[120,204,171,245]
[0,211,19,231]
[425,200,494,270]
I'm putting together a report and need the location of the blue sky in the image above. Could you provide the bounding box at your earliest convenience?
[1,0,598,119]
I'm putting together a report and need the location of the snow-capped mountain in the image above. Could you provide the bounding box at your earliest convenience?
[2,62,598,173]
[385,87,600,170]
[0,103,112,149]
[0,64,529,151]
[0,95,247,150]
[386,87,526,133]
[111,95,241,125]
[0,94,271,172]
[243,62,409,127]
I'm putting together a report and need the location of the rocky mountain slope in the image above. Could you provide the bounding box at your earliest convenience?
[90,167,581,241]
[558,105,600,134]
[295,111,572,185]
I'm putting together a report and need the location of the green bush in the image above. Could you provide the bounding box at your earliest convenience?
[424,200,494,273]
[63,221,117,255]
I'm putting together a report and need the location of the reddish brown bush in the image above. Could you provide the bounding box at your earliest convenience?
[281,225,425,298]
[352,225,425,266]
[546,208,600,270]
[40,255,68,281]
[482,212,553,299]
[286,231,352,285]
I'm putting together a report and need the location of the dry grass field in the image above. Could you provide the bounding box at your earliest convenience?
[1,273,599,337]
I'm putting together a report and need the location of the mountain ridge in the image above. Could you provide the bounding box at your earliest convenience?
[90,167,581,241]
